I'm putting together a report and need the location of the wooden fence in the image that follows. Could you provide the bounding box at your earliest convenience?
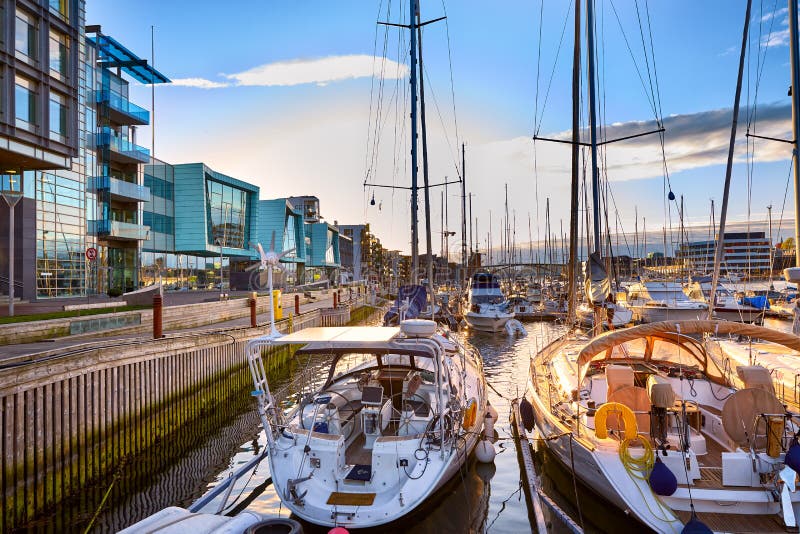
[0,303,383,531]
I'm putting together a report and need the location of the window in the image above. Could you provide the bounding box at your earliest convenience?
[49,0,68,21]
[15,9,37,62]
[49,30,68,78]
[49,92,67,141]
[15,76,36,130]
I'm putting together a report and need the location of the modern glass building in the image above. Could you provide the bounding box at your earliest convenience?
[1,0,83,301]
[254,198,306,287]
[84,27,169,295]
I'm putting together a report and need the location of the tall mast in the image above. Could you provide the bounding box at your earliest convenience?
[709,0,751,319]
[461,143,468,282]
[586,0,602,255]
[416,2,435,294]
[789,0,800,267]
[409,0,420,279]
[567,0,581,324]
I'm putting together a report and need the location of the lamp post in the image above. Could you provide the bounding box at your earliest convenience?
[2,172,23,316]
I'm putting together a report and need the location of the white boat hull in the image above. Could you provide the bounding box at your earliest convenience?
[465,311,514,332]
[629,305,706,323]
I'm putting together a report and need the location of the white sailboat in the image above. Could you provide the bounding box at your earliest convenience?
[464,271,515,332]
[246,319,487,528]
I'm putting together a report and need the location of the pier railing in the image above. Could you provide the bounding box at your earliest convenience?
[0,302,381,531]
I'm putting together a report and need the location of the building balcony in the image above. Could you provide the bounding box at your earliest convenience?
[87,176,150,203]
[88,219,150,241]
[93,128,150,164]
[95,91,150,126]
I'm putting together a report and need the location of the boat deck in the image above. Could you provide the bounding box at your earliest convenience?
[673,510,788,533]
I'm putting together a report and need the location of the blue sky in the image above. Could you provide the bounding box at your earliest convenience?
[88,0,798,255]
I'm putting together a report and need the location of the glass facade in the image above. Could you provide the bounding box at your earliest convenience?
[205,177,248,248]
[35,170,86,298]
[143,159,175,253]
[14,75,36,130]
[140,252,223,290]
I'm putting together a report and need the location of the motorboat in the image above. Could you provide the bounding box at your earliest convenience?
[464,272,514,332]
[623,280,708,323]
[527,320,800,532]
[246,319,488,529]
[685,278,763,323]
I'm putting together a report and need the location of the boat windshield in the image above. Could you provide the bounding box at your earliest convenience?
[471,295,504,305]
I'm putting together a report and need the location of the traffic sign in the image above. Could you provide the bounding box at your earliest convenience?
[86,247,98,261]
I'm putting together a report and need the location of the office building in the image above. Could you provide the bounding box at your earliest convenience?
[1,0,83,300]
[676,231,771,274]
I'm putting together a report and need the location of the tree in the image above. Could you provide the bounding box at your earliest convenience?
[782,237,795,250]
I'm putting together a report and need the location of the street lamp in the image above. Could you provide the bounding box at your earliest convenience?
[1,171,23,316]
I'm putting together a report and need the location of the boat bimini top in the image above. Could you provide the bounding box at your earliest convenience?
[575,320,800,386]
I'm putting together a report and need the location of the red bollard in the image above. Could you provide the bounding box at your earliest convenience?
[333,291,338,308]
[295,294,300,315]
[250,296,257,327]
[153,294,163,339]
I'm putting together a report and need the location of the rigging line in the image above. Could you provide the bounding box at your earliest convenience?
[533,0,545,133]
[633,0,658,124]
[776,158,793,254]
[534,0,574,137]
[363,0,386,182]
[439,0,461,155]
[422,59,463,178]
[367,4,394,186]
[607,0,658,119]
[643,0,665,121]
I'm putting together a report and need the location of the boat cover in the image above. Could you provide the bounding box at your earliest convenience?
[584,251,611,306]
[741,295,770,310]
[576,320,800,383]
[384,285,428,325]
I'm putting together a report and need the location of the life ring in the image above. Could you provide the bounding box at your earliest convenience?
[463,398,478,429]
[594,402,638,440]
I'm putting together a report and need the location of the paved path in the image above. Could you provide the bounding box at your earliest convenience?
[0,292,366,362]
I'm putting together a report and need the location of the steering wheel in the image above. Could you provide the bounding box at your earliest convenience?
[299,390,358,442]
[386,392,434,436]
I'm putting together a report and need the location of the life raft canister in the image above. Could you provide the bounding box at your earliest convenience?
[594,402,638,440]
[463,398,478,429]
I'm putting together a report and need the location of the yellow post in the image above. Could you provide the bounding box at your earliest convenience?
[272,289,283,320]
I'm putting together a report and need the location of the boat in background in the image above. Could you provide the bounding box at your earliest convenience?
[686,277,763,323]
[622,280,707,323]
[464,271,514,332]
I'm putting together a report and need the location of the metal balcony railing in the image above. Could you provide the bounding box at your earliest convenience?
[87,176,150,202]
[88,219,150,241]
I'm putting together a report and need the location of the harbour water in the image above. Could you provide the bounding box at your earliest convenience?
[37,318,707,533]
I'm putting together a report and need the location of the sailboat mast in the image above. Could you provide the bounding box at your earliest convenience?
[415,4,435,294]
[461,144,468,282]
[586,0,602,255]
[789,0,800,266]
[409,0,420,279]
[567,0,581,324]
[708,0,751,320]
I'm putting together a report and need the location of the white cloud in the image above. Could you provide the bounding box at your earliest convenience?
[224,55,409,87]
[763,27,790,47]
[759,7,788,22]
[170,77,230,89]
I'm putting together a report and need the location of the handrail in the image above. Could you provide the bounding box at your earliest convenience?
[0,275,23,288]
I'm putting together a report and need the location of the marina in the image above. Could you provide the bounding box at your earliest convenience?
[7,0,800,533]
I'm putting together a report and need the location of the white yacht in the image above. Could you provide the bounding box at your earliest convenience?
[246,320,488,529]
[464,272,514,332]
[527,320,800,532]
[623,280,708,323]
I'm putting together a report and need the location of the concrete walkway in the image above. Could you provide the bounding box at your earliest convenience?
[0,291,368,363]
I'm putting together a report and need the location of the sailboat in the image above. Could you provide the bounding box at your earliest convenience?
[243,1,488,528]
[526,1,800,531]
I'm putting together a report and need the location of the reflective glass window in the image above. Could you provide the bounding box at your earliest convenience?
[49,91,67,141]
[49,30,68,78]
[15,9,36,62]
[15,76,36,130]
